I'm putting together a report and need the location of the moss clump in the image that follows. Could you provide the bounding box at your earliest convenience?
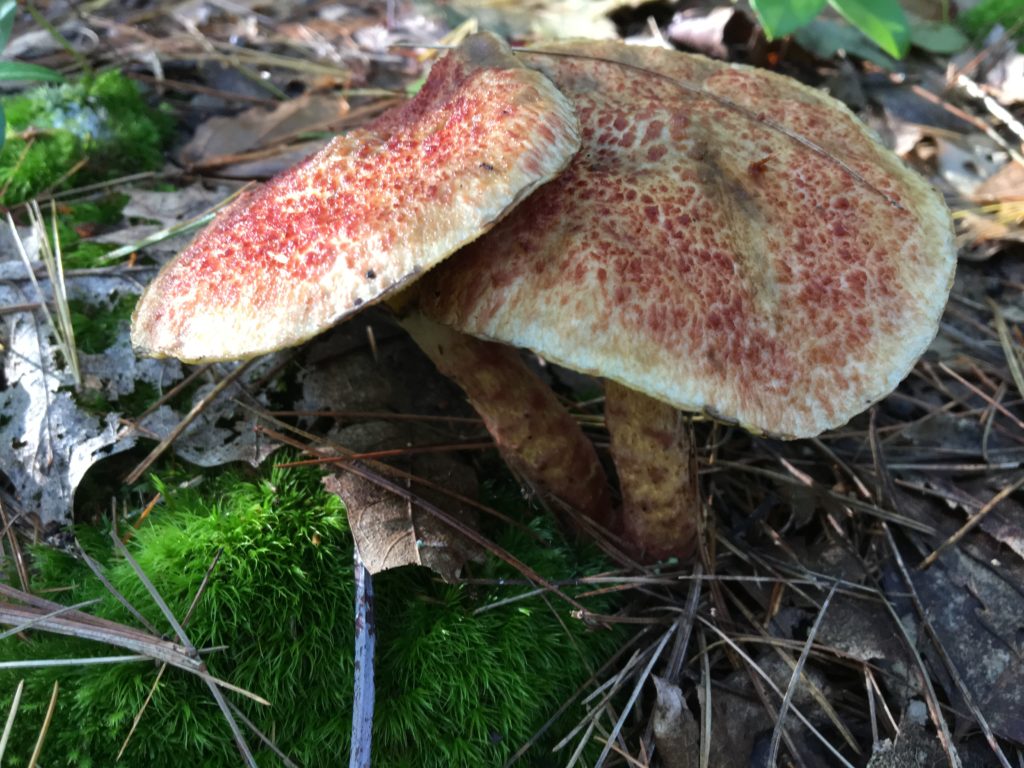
[0,462,622,767]
[959,0,1024,49]
[0,71,173,206]
[53,194,129,269]
[69,292,137,354]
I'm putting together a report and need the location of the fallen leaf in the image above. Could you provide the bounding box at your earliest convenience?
[121,184,234,228]
[886,488,1024,744]
[323,439,482,581]
[178,93,350,170]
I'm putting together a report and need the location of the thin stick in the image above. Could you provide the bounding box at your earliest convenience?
[593,624,676,767]
[988,297,1024,402]
[696,616,857,768]
[918,473,1024,570]
[118,549,224,760]
[0,654,186,670]
[228,700,301,768]
[0,679,24,761]
[886,527,1011,768]
[767,583,838,766]
[875,527,962,768]
[77,541,160,635]
[27,680,59,768]
[698,629,711,768]
[109,530,194,655]
[0,598,102,642]
[0,500,29,592]
[124,359,256,485]
[260,423,592,615]
[349,547,376,768]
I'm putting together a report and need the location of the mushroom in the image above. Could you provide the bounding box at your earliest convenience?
[131,32,615,525]
[415,40,957,559]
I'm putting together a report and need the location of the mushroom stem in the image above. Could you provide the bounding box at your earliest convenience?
[604,380,699,560]
[400,312,615,530]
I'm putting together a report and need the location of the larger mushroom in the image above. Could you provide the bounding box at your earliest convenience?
[415,40,957,558]
[131,33,615,525]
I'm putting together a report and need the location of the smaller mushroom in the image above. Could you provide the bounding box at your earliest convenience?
[131,32,614,526]
[417,40,957,559]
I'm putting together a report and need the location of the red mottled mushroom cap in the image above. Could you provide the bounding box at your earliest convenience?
[419,41,956,438]
[131,32,580,363]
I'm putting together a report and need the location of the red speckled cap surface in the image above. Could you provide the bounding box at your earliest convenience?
[131,32,580,363]
[419,41,956,438]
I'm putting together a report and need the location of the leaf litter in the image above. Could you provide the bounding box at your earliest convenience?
[1,0,1024,766]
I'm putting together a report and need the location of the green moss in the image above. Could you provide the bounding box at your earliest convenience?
[0,71,173,206]
[73,380,158,419]
[53,194,129,268]
[69,292,137,354]
[0,462,622,767]
[959,0,1024,49]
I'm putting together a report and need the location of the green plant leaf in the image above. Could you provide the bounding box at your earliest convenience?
[0,102,5,155]
[829,0,911,58]
[908,15,969,54]
[794,18,896,69]
[750,0,828,39]
[0,60,64,82]
[0,0,15,51]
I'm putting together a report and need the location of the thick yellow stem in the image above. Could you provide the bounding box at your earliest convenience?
[604,380,699,560]
[401,312,614,529]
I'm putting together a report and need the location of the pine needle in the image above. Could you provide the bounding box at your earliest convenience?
[0,679,24,761]
[7,203,81,387]
[26,680,58,768]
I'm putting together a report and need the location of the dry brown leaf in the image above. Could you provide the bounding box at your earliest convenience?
[323,448,482,581]
[178,93,350,170]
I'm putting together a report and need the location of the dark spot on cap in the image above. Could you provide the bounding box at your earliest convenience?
[480,162,495,171]
[353,297,364,307]
[366,269,376,280]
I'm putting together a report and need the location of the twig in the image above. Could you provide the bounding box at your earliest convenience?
[108,530,195,655]
[642,563,703,762]
[105,534,259,761]
[594,624,676,767]
[350,547,376,768]
[875,528,962,768]
[27,680,58,768]
[261,422,593,615]
[0,598,102,642]
[0,680,24,761]
[767,583,838,766]
[503,628,654,767]
[0,499,30,592]
[988,298,1024,402]
[696,616,857,768]
[918,473,1024,570]
[76,541,160,635]
[118,548,224,760]
[0,653,218,670]
[886,527,1011,768]
[698,629,711,768]
[124,359,257,485]
[228,700,301,768]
